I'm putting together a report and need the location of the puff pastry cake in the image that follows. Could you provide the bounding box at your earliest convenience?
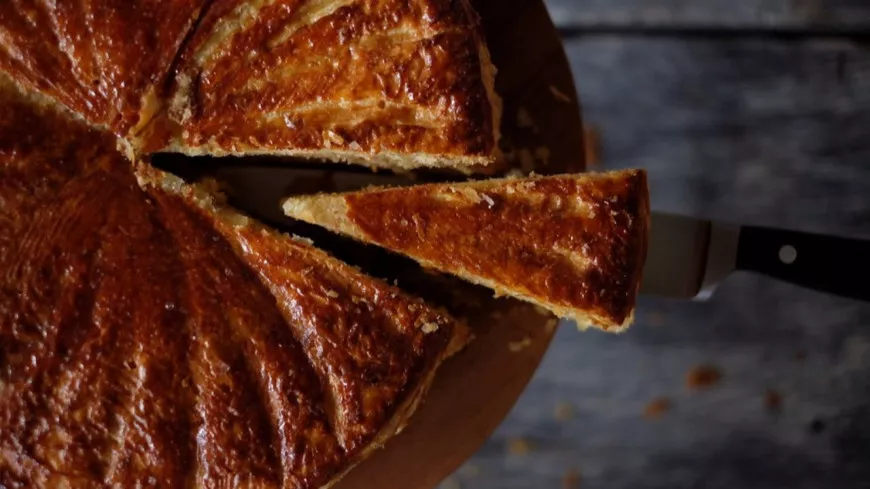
[0,1,648,487]
[0,75,468,488]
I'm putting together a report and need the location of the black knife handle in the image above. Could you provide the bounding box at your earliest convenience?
[735,226,870,301]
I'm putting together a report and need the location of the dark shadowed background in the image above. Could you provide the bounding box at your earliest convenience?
[439,1,870,487]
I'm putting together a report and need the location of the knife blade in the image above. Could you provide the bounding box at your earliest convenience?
[641,213,739,300]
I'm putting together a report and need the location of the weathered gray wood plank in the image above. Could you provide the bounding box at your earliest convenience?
[443,36,870,489]
[564,36,870,236]
[449,281,870,489]
[545,0,870,31]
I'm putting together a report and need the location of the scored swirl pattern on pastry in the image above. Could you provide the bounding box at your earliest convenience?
[0,76,466,488]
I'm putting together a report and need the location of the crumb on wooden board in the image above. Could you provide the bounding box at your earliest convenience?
[554,402,575,421]
[644,397,672,420]
[764,389,783,412]
[507,437,533,456]
[509,336,533,352]
[686,364,723,390]
[562,469,581,488]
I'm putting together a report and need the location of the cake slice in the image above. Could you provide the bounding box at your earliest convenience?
[283,170,650,331]
[137,0,501,172]
[0,76,468,488]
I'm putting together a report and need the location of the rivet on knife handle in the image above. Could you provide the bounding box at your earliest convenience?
[735,226,870,302]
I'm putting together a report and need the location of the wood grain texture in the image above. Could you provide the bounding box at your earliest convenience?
[566,36,870,237]
[545,0,870,31]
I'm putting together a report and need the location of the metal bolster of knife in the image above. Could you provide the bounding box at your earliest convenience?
[642,213,710,299]
[695,221,740,301]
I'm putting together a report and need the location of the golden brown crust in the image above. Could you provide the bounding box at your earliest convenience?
[0,0,500,171]
[137,0,499,170]
[0,81,468,488]
[0,0,207,135]
[283,171,650,331]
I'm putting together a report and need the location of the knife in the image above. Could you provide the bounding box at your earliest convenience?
[201,165,870,302]
[644,212,870,302]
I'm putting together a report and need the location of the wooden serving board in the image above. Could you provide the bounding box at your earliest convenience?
[157,1,584,487]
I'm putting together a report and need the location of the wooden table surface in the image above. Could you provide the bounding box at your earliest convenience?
[439,1,870,488]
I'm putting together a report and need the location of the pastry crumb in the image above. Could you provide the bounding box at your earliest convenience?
[453,186,482,203]
[686,364,723,390]
[507,437,533,456]
[549,85,573,103]
[554,402,575,421]
[421,323,439,334]
[562,469,581,489]
[764,389,783,413]
[291,235,314,246]
[644,397,672,419]
[509,336,533,352]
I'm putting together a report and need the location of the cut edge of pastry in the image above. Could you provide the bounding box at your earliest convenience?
[282,170,650,332]
[154,142,498,173]
[134,161,472,486]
